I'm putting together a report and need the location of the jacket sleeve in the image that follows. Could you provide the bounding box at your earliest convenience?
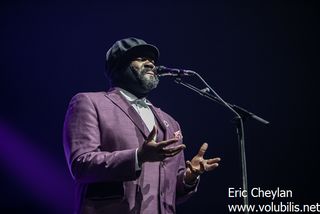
[174,124,199,204]
[175,149,199,204]
[63,93,140,183]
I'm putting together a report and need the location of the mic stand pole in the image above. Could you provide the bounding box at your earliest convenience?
[174,73,269,214]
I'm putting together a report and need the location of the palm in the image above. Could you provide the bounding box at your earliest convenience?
[186,143,220,175]
[189,154,205,172]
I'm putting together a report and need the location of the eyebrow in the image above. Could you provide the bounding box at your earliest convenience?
[135,57,155,63]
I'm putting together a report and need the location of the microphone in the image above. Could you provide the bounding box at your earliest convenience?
[155,66,195,77]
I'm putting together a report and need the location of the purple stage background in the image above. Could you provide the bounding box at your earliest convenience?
[1,0,319,213]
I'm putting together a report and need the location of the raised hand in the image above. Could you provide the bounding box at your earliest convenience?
[184,143,221,184]
[137,126,186,165]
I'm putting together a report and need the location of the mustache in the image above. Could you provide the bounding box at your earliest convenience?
[140,67,156,75]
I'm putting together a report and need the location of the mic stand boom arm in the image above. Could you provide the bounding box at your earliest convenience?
[174,72,269,214]
[174,78,269,124]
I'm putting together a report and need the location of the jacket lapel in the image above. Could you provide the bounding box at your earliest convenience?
[104,88,149,139]
[150,106,169,140]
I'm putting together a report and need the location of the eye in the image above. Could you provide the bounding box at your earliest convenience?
[135,57,155,64]
[135,57,144,61]
[149,59,155,64]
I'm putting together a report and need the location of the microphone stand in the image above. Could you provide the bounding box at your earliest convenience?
[172,71,269,214]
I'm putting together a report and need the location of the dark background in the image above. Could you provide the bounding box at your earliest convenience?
[1,0,319,213]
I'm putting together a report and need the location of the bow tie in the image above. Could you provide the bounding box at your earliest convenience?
[134,99,148,108]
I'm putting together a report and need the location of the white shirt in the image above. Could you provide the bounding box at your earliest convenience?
[119,88,156,170]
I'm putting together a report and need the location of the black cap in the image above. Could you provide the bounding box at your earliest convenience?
[105,37,160,78]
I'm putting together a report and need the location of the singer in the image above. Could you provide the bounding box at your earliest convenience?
[63,37,221,214]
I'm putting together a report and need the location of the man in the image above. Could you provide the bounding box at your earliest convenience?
[63,37,221,214]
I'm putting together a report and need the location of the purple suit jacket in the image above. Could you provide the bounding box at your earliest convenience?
[63,88,197,214]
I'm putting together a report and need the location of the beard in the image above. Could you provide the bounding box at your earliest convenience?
[133,66,159,92]
[112,65,159,98]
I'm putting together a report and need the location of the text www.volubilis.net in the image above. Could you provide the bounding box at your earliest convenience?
[228,202,320,213]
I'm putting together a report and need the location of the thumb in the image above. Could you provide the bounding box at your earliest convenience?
[146,125,157,143]
[186,160,196,174]
[186,160,193,170]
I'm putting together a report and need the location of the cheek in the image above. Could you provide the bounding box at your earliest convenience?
[130,63,140,71]
[134,61,145,69]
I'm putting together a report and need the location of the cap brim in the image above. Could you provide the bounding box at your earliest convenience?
[124,44,160,63]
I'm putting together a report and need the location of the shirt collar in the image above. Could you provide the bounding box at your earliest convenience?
[118,88,152,106]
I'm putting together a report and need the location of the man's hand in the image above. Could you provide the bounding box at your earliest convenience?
[184,143,221,184]
[137,126,186,166]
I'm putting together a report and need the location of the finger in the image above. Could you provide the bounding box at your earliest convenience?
[162,144,186,153]
[204,163,219,171]
[163,146,185,157]
[197,143,208,158]
[146,125,157,143]
[157,138,179,148]
[206,157,221,164]
[199,160,206,173]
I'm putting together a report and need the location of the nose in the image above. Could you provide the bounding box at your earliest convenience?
[144,60,155,70]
